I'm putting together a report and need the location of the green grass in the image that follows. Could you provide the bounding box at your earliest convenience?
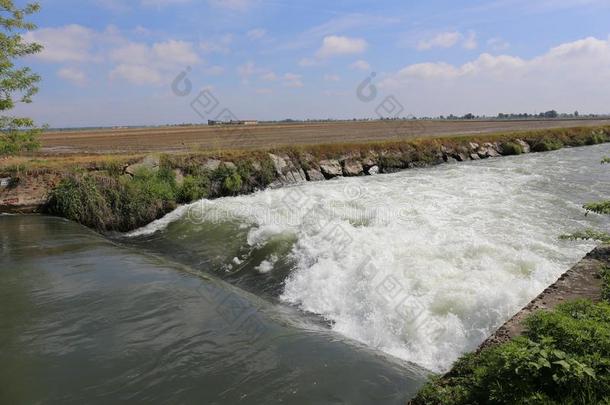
[602,267,610,302]
[45,159,275,231]
[412,300,610,405]
[47,167,180,231]
[560,229,610,244]
[500,141,523,155]
[584,200,610,215]
[530,137,564,152]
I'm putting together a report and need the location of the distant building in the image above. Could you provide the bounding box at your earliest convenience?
[208,120,258,126]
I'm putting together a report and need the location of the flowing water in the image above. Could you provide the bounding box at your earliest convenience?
[1,144,609,403]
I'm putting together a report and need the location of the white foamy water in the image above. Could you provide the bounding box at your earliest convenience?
[127,145,610,372]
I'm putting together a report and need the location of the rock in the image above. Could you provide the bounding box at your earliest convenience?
[477,143,501,158]
[515,139,531,153]
[446,157,458,164]
[268,153,307,184]
[174,169,184,186]
[268,153,287,176]
[125,155,160,176]
[470,153,481,160]
[468,142,480,151]
[251,161,262,171]
[222,162,236,170]
[203,159,222,171]
[306,169,325,181]
[361,155,377,168]
[342,159,364,176]
[318,159,343,178]
[441,145,455,155]
[455,152,469,162]
[0,177,10,188]
[367,165,380,175]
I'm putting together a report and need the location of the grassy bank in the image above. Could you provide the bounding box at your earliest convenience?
[1,125,609,232]
[410,252,610,405]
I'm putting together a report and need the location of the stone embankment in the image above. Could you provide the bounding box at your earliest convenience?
[1,126,608,219]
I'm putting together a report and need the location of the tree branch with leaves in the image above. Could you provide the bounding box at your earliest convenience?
[0,1,43,156]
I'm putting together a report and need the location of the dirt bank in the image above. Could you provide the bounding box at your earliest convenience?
[40,118,610,154]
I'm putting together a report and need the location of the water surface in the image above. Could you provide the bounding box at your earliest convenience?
[128,144,610,372]
[0,216,425,404]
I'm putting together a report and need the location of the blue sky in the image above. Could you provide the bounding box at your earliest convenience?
[13,0,610,127]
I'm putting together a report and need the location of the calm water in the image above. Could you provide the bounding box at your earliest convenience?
[0,216,425,404]
[1,144,609,404]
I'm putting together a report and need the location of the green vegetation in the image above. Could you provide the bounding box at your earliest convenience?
[176,175,208,203]
[560,229,610,244]
[530,137,564,152]
[47,168,179,231]
[602,157,610,165]
[413,299,610,405]
[500,141,523,155]
[584,200,610,215]
[602,267,610,302]
[46,158,276,231]
[0,1,43,155]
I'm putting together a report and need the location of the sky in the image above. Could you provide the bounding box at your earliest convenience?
[11,0,610,127]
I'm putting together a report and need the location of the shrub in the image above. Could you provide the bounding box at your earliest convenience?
[47,175,114,230]
[586,131,607,145]
[378,155,404,170]
[411,300,610,405]
[500,142,523,155]
[257,156,277,186]
[177,175,208,203]
[530,138,563,152]
[47,167,181,232]
[223,171,242,195]
[584,200,610,215]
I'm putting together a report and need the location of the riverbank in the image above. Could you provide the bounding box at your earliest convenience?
[409,243,610,404]
[1,125,609,231]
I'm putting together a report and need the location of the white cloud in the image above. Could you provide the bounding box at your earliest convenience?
[237,61,259,78]
[247,28,266,40]
[57,67,87,85]
[260,71,278,81]
[96,0,131,12]
[110,64,162,85]
[324,74,341,81]
[24,24,95,62]
[298,57,318,67]
[487,37,510,51]
[200,34,233,54]
[204,65,225,76]
[463,31,478,50]
[283,73,304,88]
[415,30,478,51]
[416,31,462,50]
[316,35,368,58]
[110,39,200,85]
[152,40,200,65]
[141,0,192,7]
[208,0,255,11]
[381,36,610,115]
[350,59,371,71]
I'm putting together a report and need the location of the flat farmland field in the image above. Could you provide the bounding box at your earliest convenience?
[40,119,610,154]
